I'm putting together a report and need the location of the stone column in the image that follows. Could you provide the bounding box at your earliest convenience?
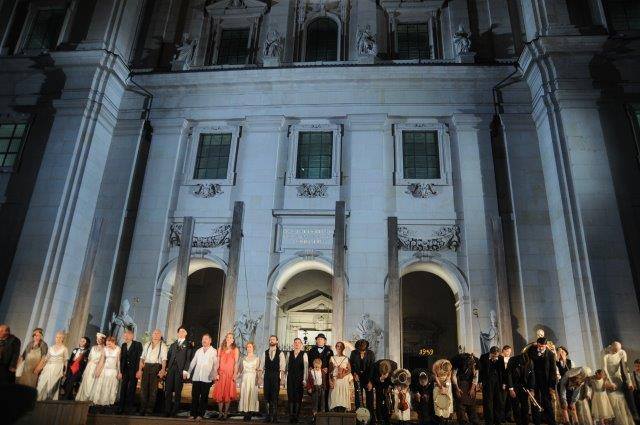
[387,217,401,364]
[66,217,103,349]
[332,201,346,343]
[219,201,244,337]
[165,216,194,335]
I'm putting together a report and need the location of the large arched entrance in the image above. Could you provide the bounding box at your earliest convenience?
[276,270,333,350]
[401,271,458,370]
[182,267,225,347]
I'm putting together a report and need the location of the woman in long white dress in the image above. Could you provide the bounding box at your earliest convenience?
[92,336,121,407]
[76,332,106,402]
[35,331,69,401]
[604,342,635,425]
[328,341,352,411]
[238,341,261,420]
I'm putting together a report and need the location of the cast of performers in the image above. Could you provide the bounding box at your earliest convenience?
[239,341,261,421]
[451,352,480,425]
[350,339,375,417]
[506,352,535,425]
[286,337,309,422]
[16,328,47,388]
[75,332,106,402]
[307,333,334,411]
[164,326,194,417]
[307,357,327,418]
[328,341,351,412]
[527,337,558,425]
[479,346,506,425]
[188,333,218,420]
[35,331,69,401]
[212,332,240,419]
[262,334,286,423]
[118,328,142,414]
[63,336,89,400]
[137,329,167,415]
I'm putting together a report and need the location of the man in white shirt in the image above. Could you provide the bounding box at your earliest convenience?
[262,335,286,423]
[187,334,218,420]
[137,329,167,416]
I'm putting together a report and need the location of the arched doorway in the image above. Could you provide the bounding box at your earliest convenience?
[276,270,333,350]
[401,271,457,370]
[182,267,225,347]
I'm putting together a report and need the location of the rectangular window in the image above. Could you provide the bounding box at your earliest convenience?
[25,8,66,51]
[402,131,440,179]
[0,123,28,171]
[193,133,232,180]
[296,131,333,179]
[396,23,429,60]
[216,28,250,65]
[605,0,640,31]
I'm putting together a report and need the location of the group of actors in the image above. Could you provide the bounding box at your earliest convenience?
[1,323,640,425]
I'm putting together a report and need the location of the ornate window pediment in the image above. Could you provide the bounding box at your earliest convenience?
[206,0,268,20]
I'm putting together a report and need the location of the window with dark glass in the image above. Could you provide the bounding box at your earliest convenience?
[216,28,250,65]
[402,131,440,179]
[604,0,640,31]
[193,133,232,179]
[25,8,66,51]
[296,131,333,179]
[305,18,338,62]
[396,23,429,60]
[0,123,28,170]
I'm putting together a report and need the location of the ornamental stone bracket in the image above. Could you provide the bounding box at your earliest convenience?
[405,182,437,198]
[169,223,231,248]
[192,183,224,198]
[397,225,461,252]
[296,183,328,198]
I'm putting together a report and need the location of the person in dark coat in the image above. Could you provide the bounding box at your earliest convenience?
[478,346,506,425]
[411,369,435,425]
[373,359,398,425]
[0,324,21,384]
[118,328,143,414]
[262,335,286,423]
[506,352,536,425]
[527,337,557,425]
[350,339,375,415]
[164,326,194,417]
[307,333,334,411]
[63,336,90,399]
[451,352,480,425]
[286,337,308,423]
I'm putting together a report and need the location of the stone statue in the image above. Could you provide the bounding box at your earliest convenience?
[356,25,378,57]
[233,313,262,355]
[453,25,471,55]
[228,0,245,8]
[172,33,197,70]
[353,313,383,355]
[479,309,498,354]
[110,299,137,344]
[263,29,283,59]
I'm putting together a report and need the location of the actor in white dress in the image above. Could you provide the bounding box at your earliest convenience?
[328,342,352,411]
[36,331,69,401]
[92,336,121,406]
[238,342,261,420]
[75,332,106,402]
[591,369,615,423]
[604,342,634,425]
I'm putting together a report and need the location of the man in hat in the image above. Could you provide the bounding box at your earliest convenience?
[526,337,557,425]
[351,339,376,415]
[479,346,506,425]
[558,366,591,425]
[307,333,334,411]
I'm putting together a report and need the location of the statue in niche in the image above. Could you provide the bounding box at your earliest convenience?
[356,25,378,57]
[172,33,197,70]
[110,299,137,344]
[479,309,498,354]
[263,29,284,59]
[453,25,471,55]
[353,313,384,355]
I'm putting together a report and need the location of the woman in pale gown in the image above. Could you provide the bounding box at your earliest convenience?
[238,341,261,421]
[590,369,615,424]
[329,341,352,411]
[76,332,106,402]
[36,331,69,400]
[604,342,634,425]
[92,336,121,408]
[16,328,48,388]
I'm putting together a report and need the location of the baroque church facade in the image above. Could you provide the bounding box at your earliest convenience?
[0,0,639,370]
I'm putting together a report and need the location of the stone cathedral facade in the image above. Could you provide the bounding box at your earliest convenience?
[0,0,639,370]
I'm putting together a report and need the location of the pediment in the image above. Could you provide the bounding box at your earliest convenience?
[281,290,332,313]
[206,0,268,19]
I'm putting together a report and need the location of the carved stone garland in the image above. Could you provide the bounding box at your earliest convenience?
[193,183,224,198]
[397,225,461,252]
[296,183,328,198]
[405,182,437,198]
[169,223,231,248]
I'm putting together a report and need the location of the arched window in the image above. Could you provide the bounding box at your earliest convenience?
[305,18,338,62]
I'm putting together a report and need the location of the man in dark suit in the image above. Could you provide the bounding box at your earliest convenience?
[350,339,375,414]
[479,346,506,425]
[372,359,397,425]
[0,324,21,384]
[164,326,193,417]
[64,336,90,400]
[527,337,557,425]
[307,333,334,411]
[118,327,143,414]
[506,352,536,425]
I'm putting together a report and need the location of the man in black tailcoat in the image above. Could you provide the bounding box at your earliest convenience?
[164,326,194,417]
[479,346,506,425]
[527,337,557,425]
[307,333,334,411]
[118,328,143,414]
[350,339,375,414]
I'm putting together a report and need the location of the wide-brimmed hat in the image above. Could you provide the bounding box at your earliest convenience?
[315,333,327,340]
